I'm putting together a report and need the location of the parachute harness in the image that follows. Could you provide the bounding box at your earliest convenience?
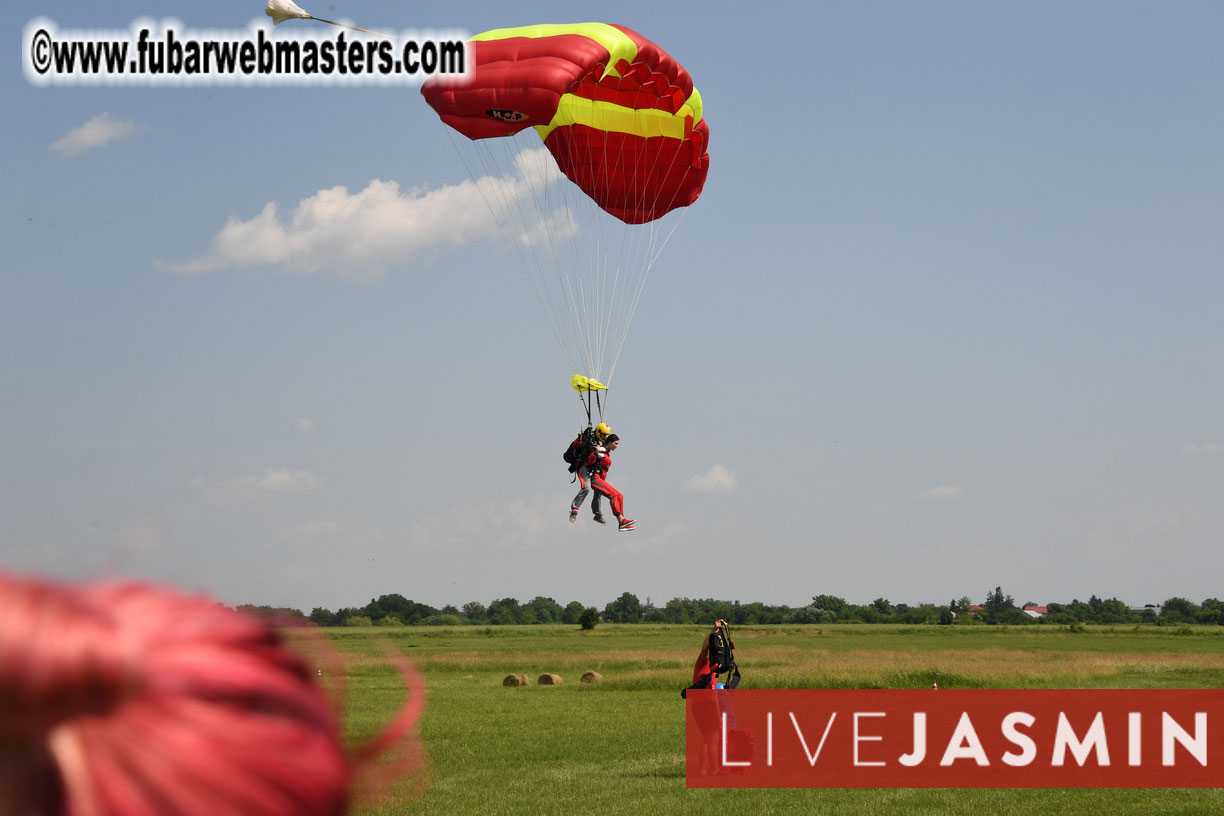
[577,383,604,427]
[569,374,607,430]
[708,620,741,689]
[681,620,741,698]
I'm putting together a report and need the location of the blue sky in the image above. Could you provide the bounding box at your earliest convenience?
[3,0,1222,613]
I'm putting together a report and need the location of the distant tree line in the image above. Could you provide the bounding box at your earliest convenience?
[235,587,1224,628]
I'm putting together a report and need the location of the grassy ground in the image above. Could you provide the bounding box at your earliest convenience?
[302,624,1224,815]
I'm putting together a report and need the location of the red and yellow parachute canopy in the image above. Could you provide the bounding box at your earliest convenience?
[422,23,708,405]
[422,22,709,225]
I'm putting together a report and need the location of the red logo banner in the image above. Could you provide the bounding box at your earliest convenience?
[686,689,1224,788]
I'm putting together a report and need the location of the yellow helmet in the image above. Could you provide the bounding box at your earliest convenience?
[594,422,611,441]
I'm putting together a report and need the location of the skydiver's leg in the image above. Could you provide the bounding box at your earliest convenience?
[570,467,590,512]
[591,474,624,517]
[588,466,605,523]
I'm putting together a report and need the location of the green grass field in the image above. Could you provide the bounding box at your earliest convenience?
[307,624,1224,815]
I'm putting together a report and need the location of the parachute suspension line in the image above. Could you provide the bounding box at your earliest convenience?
[604,69,637,387]
[649,206,688,269]
[496,127,606,383]
[516,132,587,376]
[607,213,683,385]
[554,130,599,380]
[425,30,707,394]
[561,148,609,382]
[580,127,614,383]
[568,187,596,376]
[622,206,688,339]
[553,121,615,384]
[577,386,592,427]
[593,58,698,386]
[543,53,698,388]
[508,131,586,375]
[447,128,579,377]
[573,384,607,427]
[446,131,553,345]
[596,200,662,385]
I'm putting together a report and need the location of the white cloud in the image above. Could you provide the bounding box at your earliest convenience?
[916,485,964,502]
[51,112,146,156]
[408,493,567,552]
[160,148,561,279]
[1182,442,1222,455]
[297,417,315,435]
[195,467,321,508]
[115,509,175,555]
[257,468,321,492]
[682,464,738,494]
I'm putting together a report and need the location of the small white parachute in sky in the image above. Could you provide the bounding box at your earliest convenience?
[264,1,390,36]
[265,0,311,25]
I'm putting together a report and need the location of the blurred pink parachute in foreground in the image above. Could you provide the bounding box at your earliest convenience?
[0,569,425,816]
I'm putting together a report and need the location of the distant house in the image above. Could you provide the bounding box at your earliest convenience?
[1130,605,1161,617]
[950,604,983,620]
[1023,605,1048,619]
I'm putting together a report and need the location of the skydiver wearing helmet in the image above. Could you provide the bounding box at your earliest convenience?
[569,422,612,525]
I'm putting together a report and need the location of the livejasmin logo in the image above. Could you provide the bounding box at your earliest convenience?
[685,689,1224,788]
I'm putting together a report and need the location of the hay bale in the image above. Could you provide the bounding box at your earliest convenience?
[580,671,603,684]
[502,673,529,687]
[537,673,562,686]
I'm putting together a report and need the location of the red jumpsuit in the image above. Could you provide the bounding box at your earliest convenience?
[586,447,625,518]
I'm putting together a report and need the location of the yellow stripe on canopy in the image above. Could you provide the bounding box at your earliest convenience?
[535,88,702,143]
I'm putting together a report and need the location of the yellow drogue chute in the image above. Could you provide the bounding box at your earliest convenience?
[570,375,608,394]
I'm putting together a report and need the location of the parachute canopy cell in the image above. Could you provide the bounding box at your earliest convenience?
[421,23,710,224]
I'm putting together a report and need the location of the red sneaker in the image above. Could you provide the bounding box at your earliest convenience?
[618,518,635,531]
